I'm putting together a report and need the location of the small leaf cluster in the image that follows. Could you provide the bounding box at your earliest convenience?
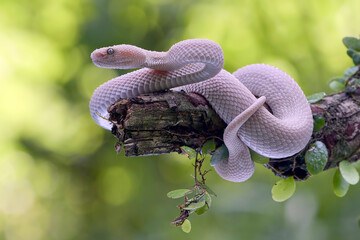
[329,66,359,92]
[167,185,215,232]
[300,140,360,198]
[343,37,360,65]
[308,37,360,96]
[173,140,270,231]
[333,161,359,197]
[328,37,360,92]
[327,37,360,197]
[168,140,217,233]
[271,141,329,202]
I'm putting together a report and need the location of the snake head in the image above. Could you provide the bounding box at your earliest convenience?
[91,44,146,69]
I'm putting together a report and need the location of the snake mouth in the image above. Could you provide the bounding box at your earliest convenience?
[91,55,135,69]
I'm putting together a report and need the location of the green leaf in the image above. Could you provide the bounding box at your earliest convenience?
[167,189,190,199]
[339,161,359,185]
[195,194,211,215]
[333,169,350,197]
[202,139,216,155]
[271,177,296,202]
[250,149,269,164]
[180,146,197,160]
[328,77,346,91]
[181,219,191,233]
[195,204,209,215]
[306,92,326,104]
[343,36,360,51]
[344,66,359,77]
[347,49,360,65]
[305,141,328,175]
[183,199,206,210]
[210,144,229,166]
[313,115,325,132]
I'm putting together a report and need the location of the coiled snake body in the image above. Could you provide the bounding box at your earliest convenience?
[90,39,313,182]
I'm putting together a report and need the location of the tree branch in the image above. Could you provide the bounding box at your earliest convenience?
[108,71,360,181]
[109,91,226,156]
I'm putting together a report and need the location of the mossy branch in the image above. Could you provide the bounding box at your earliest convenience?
[108,70,360,181]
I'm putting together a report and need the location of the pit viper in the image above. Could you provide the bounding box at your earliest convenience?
[89,39,313,182]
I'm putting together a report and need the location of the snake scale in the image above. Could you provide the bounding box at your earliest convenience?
[89,39,313,182]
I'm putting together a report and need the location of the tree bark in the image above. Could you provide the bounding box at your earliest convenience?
[108,72,360,181]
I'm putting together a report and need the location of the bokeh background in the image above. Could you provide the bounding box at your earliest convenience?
[1,0,360,239]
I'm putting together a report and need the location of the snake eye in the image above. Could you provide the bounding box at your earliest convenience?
[107,48,115,55]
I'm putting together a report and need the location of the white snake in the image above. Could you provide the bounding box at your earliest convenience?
[89,39,313,182]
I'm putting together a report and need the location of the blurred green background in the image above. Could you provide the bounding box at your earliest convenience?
[1,0,360,239]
